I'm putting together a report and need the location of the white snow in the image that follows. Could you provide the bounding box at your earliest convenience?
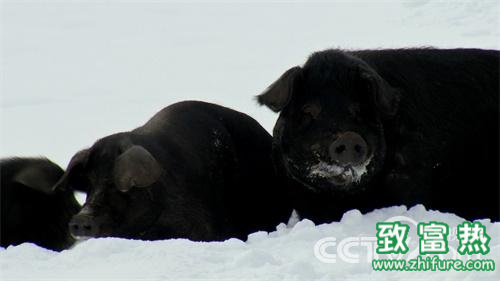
[1,0,499,280]
[1,0,499,167]
[1,205,499,280]
[309,155,373,185]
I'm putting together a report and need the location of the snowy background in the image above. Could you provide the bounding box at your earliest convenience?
[1,0,499,167]
[1,0,499,280]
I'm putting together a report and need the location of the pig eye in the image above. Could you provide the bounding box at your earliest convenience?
[348,103,361,117]
[299,114,313,127]
[301,103,321,119]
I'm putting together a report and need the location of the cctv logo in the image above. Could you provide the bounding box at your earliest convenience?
[313,215,420,264]
[314,236,379,264]
[314,215,485,264]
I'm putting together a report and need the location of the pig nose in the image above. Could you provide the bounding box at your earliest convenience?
[329,131,368,166]
[69,213,99,238]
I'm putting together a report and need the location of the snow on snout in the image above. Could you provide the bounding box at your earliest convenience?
[308,156,373,183]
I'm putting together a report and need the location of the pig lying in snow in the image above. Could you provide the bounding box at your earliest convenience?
[1,157,81,251]
[56,101,292,241]
[258,48,499,223]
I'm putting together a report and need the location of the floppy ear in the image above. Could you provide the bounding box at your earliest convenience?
[257,66,303,112]
[13,160,63,194]
[113,145,162,192]
[52,149,90,192]
[360,67,400,119]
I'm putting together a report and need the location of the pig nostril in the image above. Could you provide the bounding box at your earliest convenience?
[335,145,346,154]
[83,225,92,231]
[72,224,79,230]
[354,144,362,153]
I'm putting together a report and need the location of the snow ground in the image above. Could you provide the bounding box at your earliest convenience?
[1,0,499,280]
[1,205,499,280]
[1,0,499,167]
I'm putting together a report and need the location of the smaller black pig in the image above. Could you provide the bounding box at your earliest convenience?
[1,157,81,251]
[56,101,291,241]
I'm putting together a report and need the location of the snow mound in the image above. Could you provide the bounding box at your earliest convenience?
[2,205,499,280]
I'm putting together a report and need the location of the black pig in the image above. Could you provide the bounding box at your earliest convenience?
[1,157,81,251]
[56,101,291,241]
[258,48,499,222]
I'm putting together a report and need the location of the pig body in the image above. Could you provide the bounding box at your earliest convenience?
[59,101,291,241]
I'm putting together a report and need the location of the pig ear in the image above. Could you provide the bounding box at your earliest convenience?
[52,149,90,192]
[13,160,63,194]
[257,66,303,112]
[113,145,162,192]
[360,67,400,119]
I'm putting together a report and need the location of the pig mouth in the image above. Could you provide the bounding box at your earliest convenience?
[307,156,373,188]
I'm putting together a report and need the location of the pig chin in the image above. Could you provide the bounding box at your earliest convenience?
[284,157,362,191]
[306,155,373,189]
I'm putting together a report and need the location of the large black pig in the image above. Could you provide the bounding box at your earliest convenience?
[1,157,81,251]
[56,101,291,241]
[258,48,499,222]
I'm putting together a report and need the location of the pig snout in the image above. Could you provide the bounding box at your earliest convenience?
[69,205,109,238]
[328,131,368,166]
